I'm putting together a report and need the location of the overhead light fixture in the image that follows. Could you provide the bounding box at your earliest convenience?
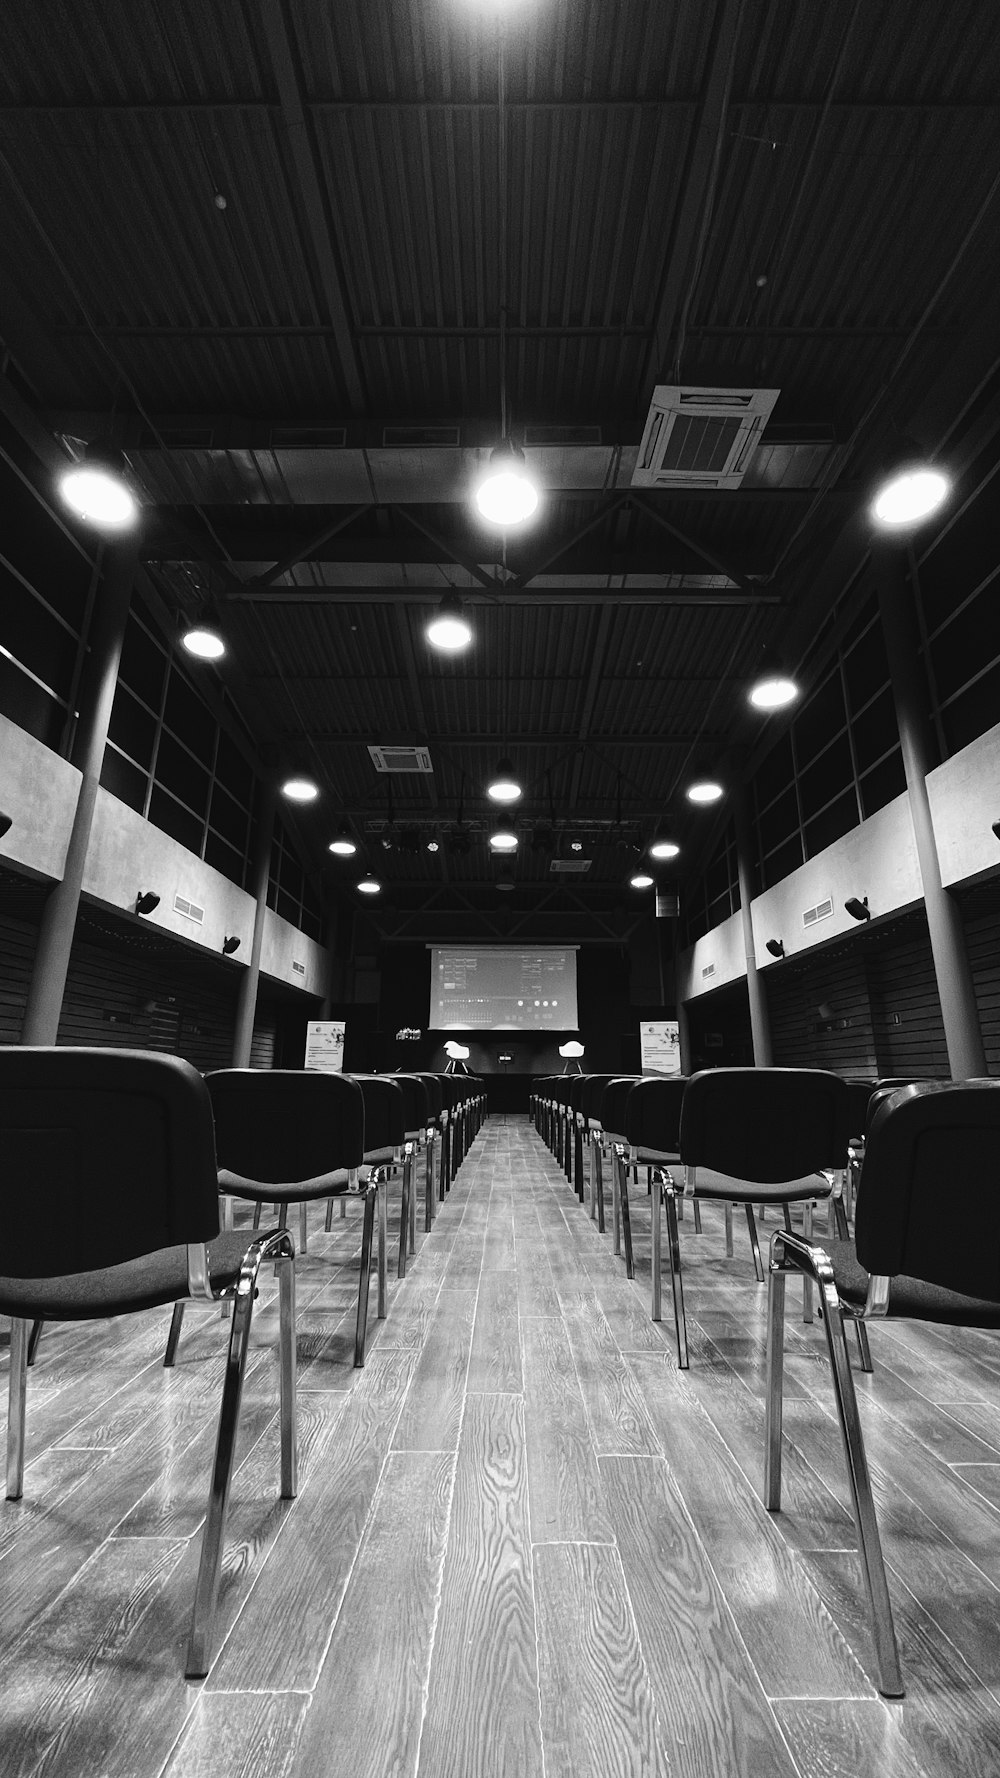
[182,626,226,661]
[58,445,138,531]
[630,872,654,889]
[870,444,950,529]
[426,838,440,853]
[281,776,319,803]
[328,822,357,856]
[749,672,799,711]
[487,758,522,803]
[474,441,539,528]
[686,780,724,804]
[135,891,160,916]
[765,938,785,958]
[0,811,11,840]
[489,825,519,852]
[845,896,871,922]
[425,594,473,652]
[222,935,240,956]
[357,874,382,895]
[496,863,516,893]
[649,831,680,861]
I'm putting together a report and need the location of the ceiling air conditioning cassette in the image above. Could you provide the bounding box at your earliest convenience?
[368,744,434,774]
[631,386,780,489]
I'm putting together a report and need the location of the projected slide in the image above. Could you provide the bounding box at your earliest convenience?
[430,947,579,1030]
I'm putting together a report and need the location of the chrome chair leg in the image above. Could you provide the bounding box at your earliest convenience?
[377,1176,388,1318]
[821,1287,903,1696]
[299,1201,308,1254]
[651,1170,662,1321]
[409,1153,417,1255]
[693,1199,702,1234]
[26,1319,43,1366]
[398,1152,412,1280]
[782,1203,794,1232]
[252,1201,262,1230]
[855,1319,874,1373]
[355,1186,377,1367]
[595,1143,605,1234]
[612,1147,622,1257]
[764,1259,786,1509]
[725,1201,734,1256]
[619,1156,635,1280]
[277,1250,297,1499]
[802,1200,814,1323]
[6,1318,29,1500]
[325,1197,334,1232]
[663,1189,688,1369]
[745,1203,765,1283]
[186,1232,293,1679]
[163,1301,186,1368]
[425,1136,435,1231]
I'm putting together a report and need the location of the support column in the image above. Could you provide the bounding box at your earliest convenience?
[318,905,338,1019]
[874,539,986,1079]
[232,778,278,1067]
[734,788,773,1066]
[21,535,139,1045]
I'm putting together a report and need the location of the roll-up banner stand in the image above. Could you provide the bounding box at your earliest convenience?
[639,1020,682,1075]
[304,1020,346,1073]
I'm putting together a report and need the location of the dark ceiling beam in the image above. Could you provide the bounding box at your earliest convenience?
[395,509,503,592]
[566,607,615,812]
[631,493,761,595]
[4,98,996,116]
[226,586,778,607]
[248,506,369,586]
[512,495,631,589]
[281,729,728,746]
[258,0,365,414]
[48,321,955,343]
[641,0,745,389]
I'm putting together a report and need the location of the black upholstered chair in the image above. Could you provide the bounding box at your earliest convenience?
[579,1073,623,1231]
[389,1074,431,1276]
[0,1047,296,1678]
[164,1068,375,1367]
[765,1079,1000,1699]
[666,1068,851,1366]
[595,1076,643,1271]
[406,1071,445,1229]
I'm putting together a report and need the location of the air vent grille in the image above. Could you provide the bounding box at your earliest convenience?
[523,424,602,446]
[368,745,434,774]
[701,962,716,978]
[802,896,834,928]
[549,858,593,874]
[173,894,205,925]
[631,385,779,488]
[382,425,461,448]
[292,960,306,976]
[271,426,347,449]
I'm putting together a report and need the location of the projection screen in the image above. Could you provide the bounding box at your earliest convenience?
[429,946,579,1031]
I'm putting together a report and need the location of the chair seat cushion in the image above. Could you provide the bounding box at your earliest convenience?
[0,1230,259,1320]
[633,1147,680,1167]
[821,1238,1000,1326]
[686,1165,832,1202]
[219,1166,355,1200]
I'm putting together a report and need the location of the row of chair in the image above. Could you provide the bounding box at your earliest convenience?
[0,1048,486,1679]
[532,1066,1000,1700]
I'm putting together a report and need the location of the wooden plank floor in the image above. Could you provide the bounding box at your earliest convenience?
[2,1114,1000,1776]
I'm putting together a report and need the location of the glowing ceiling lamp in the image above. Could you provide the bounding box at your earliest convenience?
[487,757,522,803]
[474,441,539,528]
[328,822,357,856]
[59,447,138,531]
[871,447,950,529]
[281,776,319,803]
[357,873,381,894]
[489,825,519,852]
[686,780,724,805]
[426,594,473,651]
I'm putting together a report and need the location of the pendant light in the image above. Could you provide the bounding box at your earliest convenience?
[472,14,539,534]
[426,593,473,651]
[59,444,138,531]
[487,757,522,803]
[871,442,950,529]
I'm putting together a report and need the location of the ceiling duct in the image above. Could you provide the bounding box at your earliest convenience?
[631,386,780,489]
[368,745,434,774]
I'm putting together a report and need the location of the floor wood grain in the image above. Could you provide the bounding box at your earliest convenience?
[3,1114,1000,1777]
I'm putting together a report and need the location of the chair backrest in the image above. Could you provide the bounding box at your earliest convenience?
[680,1067,850,1181]
[390,1072,430,1136]
[207,1069,365,1183]
[1,1047,220,1275]
[569,1075,589,1113]
[856,1080,1000,1300]
[408,1071,443,1120]
[843,1079,878,1139]
[625,1076,688,1153]
[599,1076,641,1138]
[581,1073,621,1119]
[346,1074,406,1152]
